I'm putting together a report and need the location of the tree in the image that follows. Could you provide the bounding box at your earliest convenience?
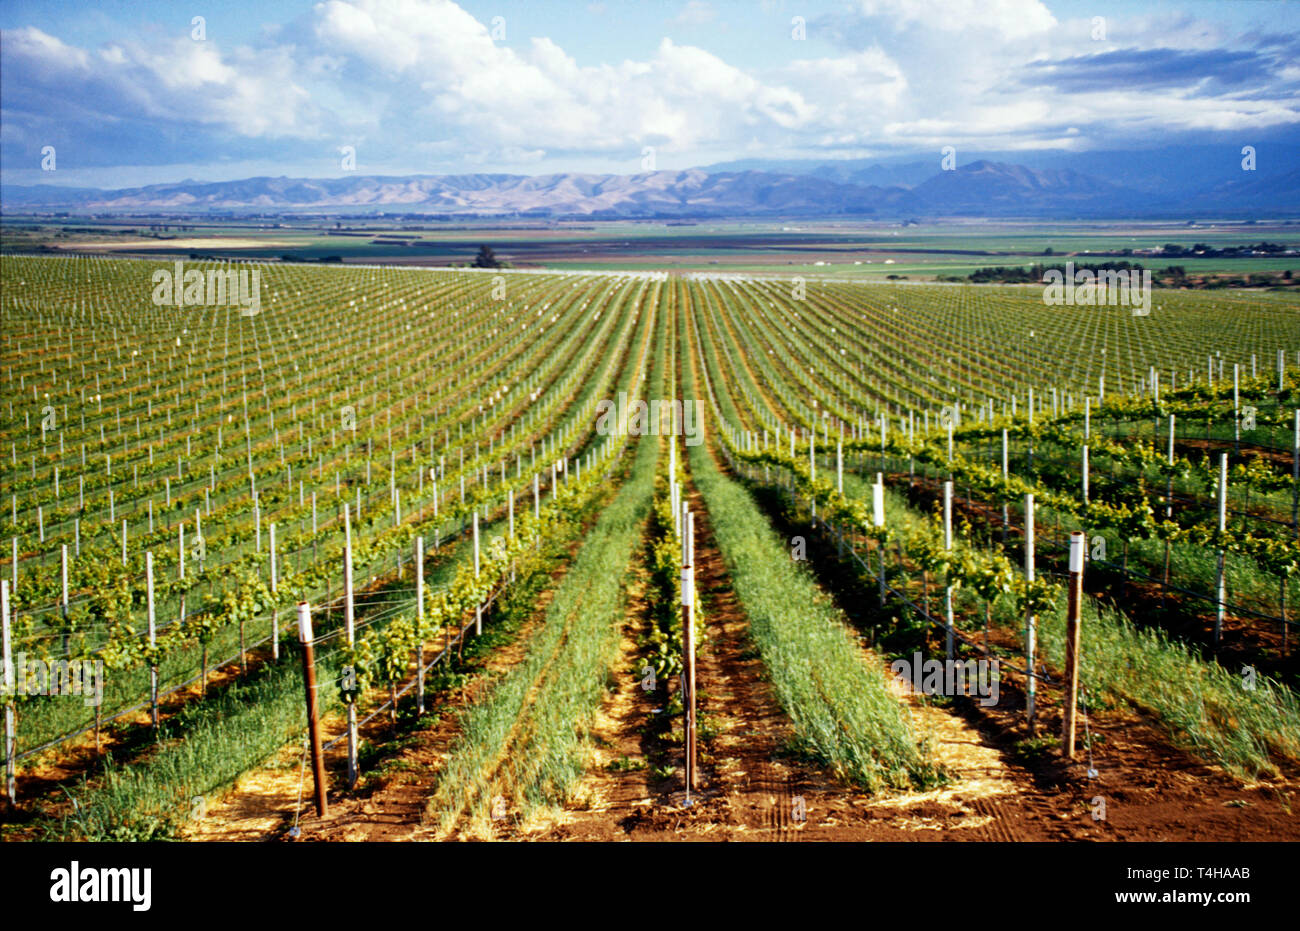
[473,245,501,268]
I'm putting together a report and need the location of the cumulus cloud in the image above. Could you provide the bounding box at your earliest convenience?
[0,0,1296,181]
[850,0,1057,40]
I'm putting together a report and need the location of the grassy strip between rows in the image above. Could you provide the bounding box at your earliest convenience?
[43,543,475,841]
[838,472,1300,780]
[684,359,942,792]
[424,423,660,836]
[424,306,668,836]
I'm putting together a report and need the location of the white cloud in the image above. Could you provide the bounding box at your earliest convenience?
[1,0,1295,180]
[2,26,316,138]
[670,2,718,28]
[852,0,1056,40]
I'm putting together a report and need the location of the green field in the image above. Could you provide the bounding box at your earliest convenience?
[1,253,1297,843]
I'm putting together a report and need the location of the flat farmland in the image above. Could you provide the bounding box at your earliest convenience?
[1,254,1298,844]
[4,217,1297,279]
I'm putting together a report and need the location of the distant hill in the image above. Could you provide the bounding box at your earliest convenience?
[908,160,1145,214]
[4,153,1297,218]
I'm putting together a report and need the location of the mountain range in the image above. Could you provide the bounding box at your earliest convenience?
[3,152,1298,219]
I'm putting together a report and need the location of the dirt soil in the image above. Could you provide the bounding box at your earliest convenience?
[184,595,550,842]
[518,474,1299,842]
[175,447,1300,844]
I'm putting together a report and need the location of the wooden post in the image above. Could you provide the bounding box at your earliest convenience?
[681,504,697,798]
[297,602,328,817]
[146,551,158,729]
[2,580,15,803]
[1062,531,1085,759]
[1024,494,1037,734]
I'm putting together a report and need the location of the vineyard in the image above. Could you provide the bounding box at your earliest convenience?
[2,253,1298,842]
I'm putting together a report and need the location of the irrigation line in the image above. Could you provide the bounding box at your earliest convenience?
[896,472,1298,631]
[725,446,1063,691]
[7,624,280,764]
[798,482,1062,691]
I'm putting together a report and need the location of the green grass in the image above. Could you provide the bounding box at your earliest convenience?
[424,411,658,834]
[424,310,664,835]
[684,330,942,792]
[1037,597,1300,779]
[837,472,1300,780]
[42,533,480,840]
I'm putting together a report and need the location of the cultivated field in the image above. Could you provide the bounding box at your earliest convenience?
[2,254,1298,841]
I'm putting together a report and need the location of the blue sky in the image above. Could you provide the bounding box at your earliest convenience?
[2,0,1297,187]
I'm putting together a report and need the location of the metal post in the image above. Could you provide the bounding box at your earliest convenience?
[873,477,886,607]
[1292,410,1299,538]
[681,505,697,798]
[2,580,15,803]
[415,535,425,715]
[1024,494,1037,734]
[943,480,954,662]
[1062,532,1085,759]
[178,523,186,628]
[146,551,158,729]
[1233,364,1240,455]
[269,523,279,660]
[60,544,69,657]
[343,505,358,788]
[1215,453,1227,649]
[1001,428,1009,545]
